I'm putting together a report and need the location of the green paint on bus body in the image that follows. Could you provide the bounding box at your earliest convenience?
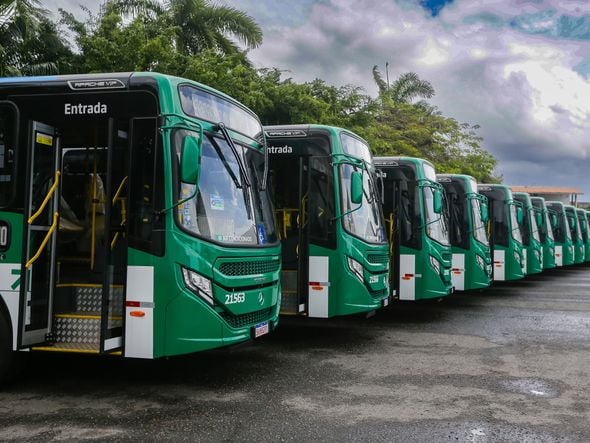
[513,192,543,275]
[265,125,389,318]
[376,157,453,301]
[564,205,585,265]
[477,184,526,281]
[585,211,590,262]
[575,209,590,263]
[545,201,575,267]
[530,197,557,270]
[437,174,492,291]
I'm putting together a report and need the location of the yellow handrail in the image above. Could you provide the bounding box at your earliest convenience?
[28,171,60,225]
[26,212,59,269]
[112,176,128,205]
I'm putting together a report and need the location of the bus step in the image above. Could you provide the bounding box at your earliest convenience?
[279,291,299,315]
[281,270,298,292]
[52,312,122,346]
[54,285,124,314]
[31,342,100,354]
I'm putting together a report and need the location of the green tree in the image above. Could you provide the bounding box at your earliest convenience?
[372,65,435,104]
[0,0,68,75]
[111,0,262,56]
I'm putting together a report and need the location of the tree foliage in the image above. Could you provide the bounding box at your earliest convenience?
[2,0,500,182]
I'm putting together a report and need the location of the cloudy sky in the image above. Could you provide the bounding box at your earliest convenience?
[47,0,590,196]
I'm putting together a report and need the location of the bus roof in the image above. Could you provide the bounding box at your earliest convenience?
[0,72,256,117]
[264,124,367,143]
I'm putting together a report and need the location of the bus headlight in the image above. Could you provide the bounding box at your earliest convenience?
[534,249,541,261]
[429,256,441,275]
[475,254,485,270]
[347,257,364,283]
[182,267,214,305]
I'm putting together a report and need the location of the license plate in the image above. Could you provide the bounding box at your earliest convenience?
[254,321,269,338]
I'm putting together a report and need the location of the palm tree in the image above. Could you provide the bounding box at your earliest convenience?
[372,65,435,104]
[111,0,263,56]
[0,0,58,75]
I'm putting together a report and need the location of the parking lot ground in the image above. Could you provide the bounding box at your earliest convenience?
[1,264,589,442]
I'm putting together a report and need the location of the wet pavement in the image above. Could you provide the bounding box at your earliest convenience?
[1,265,589,442]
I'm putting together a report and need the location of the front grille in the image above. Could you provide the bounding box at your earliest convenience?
[366,253,389,264]
[219,307,273,329]
[219,260,280,276]
[369,288,388,300]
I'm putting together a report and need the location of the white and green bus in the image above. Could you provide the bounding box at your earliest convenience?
[530,197,556,269]
[513,192,543,275]
[437,174,492,291]
[265,125,390,317]
[0,73,281,382]
[545,201,574,267]
[564,204,585,265]
[477,184,526,281]
[375,157,453,301]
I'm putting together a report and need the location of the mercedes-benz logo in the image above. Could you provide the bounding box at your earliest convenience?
[258,292,264,305]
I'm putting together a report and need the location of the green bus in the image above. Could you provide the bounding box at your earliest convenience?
[545,201,575,267]
[477,184,526,281]
[576,209,590,262]
[513,192,543,275]
[437,174,492,291]
[375,157,452,301]
[530,197,556,269]
[0,73,281,381]
[564,205,585,264]
[265,125,390,317]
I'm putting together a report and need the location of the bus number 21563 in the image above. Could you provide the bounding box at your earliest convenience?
[225,292,245,304]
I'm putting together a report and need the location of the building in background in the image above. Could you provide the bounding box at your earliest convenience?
[509,186,583,206]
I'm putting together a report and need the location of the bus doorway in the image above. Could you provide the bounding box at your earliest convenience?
[14,90,157,354]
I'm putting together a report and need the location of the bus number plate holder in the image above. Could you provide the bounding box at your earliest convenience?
[253,321,269,338]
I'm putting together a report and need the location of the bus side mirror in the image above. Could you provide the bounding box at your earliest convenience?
[181,136,201,185]
[480,202,489,223]
[551,214,557,227]
[536,212,542,226]
[516,206,523,224]
[351,171,363,205]
[433,189,443,214]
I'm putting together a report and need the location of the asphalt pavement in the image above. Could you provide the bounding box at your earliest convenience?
[1,265,589,442]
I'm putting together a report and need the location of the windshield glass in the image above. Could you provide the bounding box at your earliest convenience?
[179,85,262,140]
[340,133,372,164]
[471,197,488,245]
[509,204,522,243]
[423,185,449,245]
[530,208,540,242]
[340,164,386,244]
[174,130,276,246]
[579,214,588,242]
[545,211,554,241]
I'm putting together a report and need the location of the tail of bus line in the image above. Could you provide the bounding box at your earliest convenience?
[580,210,590,263]
[437,174,492,291]
[0,73,281,382]
[530,197,556,270]
[265,125,390,318]
[478,185,526,281]
[546,201,575,267]
[375,157,453,301]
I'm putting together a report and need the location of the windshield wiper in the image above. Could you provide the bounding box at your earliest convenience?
[210,136,241,190]
[216,122,251,188]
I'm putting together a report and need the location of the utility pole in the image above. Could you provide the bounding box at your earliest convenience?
[385,62,390,87]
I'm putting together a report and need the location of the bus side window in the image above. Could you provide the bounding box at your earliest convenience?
[128,118,165,256]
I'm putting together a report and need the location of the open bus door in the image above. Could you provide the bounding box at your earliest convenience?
[18,121,61,347]
[98,118,128,354]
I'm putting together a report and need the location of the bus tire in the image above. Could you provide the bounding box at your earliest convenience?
[0,310,16,386]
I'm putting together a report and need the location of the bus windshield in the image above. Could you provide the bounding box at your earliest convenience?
[179,85,263,140]
[423,185,449,246]
[545,212,555,241]
[175,130,276,246]
[530,209,540,242]
[509,204,522,244]
[340,164,386,244]
[471,197,489,246]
